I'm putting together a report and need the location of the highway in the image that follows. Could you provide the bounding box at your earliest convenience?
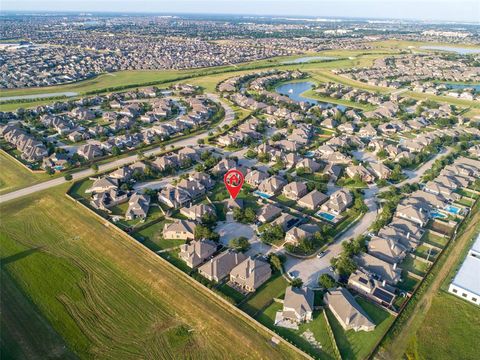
[0,94,234,204]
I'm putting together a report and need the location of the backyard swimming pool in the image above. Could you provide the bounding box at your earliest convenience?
[254,190,272,199]
[317,211,336,222]
[431,211,447,219]
[445,205,462,215]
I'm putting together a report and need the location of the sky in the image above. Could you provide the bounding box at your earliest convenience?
[2,0,480,23]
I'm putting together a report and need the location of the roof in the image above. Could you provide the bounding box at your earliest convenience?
[283,286,314,316]
[198,250,247,280]
[451,235,480,297]
[324,288,375,329]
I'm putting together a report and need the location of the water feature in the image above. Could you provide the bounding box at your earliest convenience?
[275,81,347,110]
[282,56,338,64]
[316,211,336,222]
[420,46,480,55]
[440,83,480,91]
[254,190,272,199]
[1,91,79,101]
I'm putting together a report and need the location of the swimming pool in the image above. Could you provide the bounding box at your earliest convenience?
[317,212,336,222]
[431,211,447,219]
[54,165,64,171]
[305,151,315,158]
[254,190,272,199]
[445,205,461,215]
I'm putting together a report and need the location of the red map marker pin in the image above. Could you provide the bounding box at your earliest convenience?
[224,169,244,200]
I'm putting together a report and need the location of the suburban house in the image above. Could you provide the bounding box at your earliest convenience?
[296,158,321,172]
[348,270,396,308]
[367,235,407,264]
[369,162,392,180]
[163,220,197,240]
[229,257,272,292]
[125,193,151,220]
[179,203,215,222]
[346,164,375,183]
[198,250,247,282]
[282,181,308,200]
[321,189,353,215]
[298,190,329,210]
[395,204,429,227]
[85,177,118,194]
[257,204,282,223]
[355,253,402,285]
[158,186,191,209]
[179,239,217,268]
[258,176,287,196]
[275,286,314,329]
[245,169,269,188]
[285,224,318,245]
[324,287,375,332]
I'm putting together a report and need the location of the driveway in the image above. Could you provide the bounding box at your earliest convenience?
[215,220,271,257]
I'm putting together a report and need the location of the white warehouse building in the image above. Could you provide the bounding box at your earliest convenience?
[448,234,480,306]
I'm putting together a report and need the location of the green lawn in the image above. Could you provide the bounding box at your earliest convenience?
[422,231,449,248]
[216,283,247,305]
[0,151,53,195]
[326,297,395,360]
[239,272,289,316]
[405,292,480,360]
[397,274,420,293]
[0,186,302,359]
[256,302,337,360]
[131,220,183,252]
[401,255,429,277]
[414,245,438,261]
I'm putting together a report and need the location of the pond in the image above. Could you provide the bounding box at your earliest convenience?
[0,91,79,101]
[440,83,480,91]
[282,56,338,64]
[275,81,347,110]
[420,46,480,55]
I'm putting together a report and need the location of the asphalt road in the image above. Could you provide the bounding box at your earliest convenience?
[0,94,234,204]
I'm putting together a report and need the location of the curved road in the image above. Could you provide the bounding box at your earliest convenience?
[0,94,234,204]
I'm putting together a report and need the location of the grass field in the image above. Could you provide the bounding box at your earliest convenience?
[0,186,303,359]
[0,151,53,195]
[405,292,480,360]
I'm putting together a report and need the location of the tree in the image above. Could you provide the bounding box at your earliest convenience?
[319,273,336,289]
[291,278,303,288]
[269,254,284,272]
[261,224,285,244]
[111,146,121,156]
[194,225,219,242]
[197,138,205,145]
[201,212,217,228]
[64,173,73,181]
[331,255,357,276]
[44,166,55,175]
[229,237,250,252]
[91,164,99,172]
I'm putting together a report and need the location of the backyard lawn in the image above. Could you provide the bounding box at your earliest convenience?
[256,302,337,360]
[131,220,183,252]
[239,272,289,316]
[421,231,449,248]
[326,297,395,360]
[0,186,302,359]
[401,255,429,277]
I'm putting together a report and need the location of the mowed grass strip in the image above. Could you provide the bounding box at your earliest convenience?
[0,186,303,359]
